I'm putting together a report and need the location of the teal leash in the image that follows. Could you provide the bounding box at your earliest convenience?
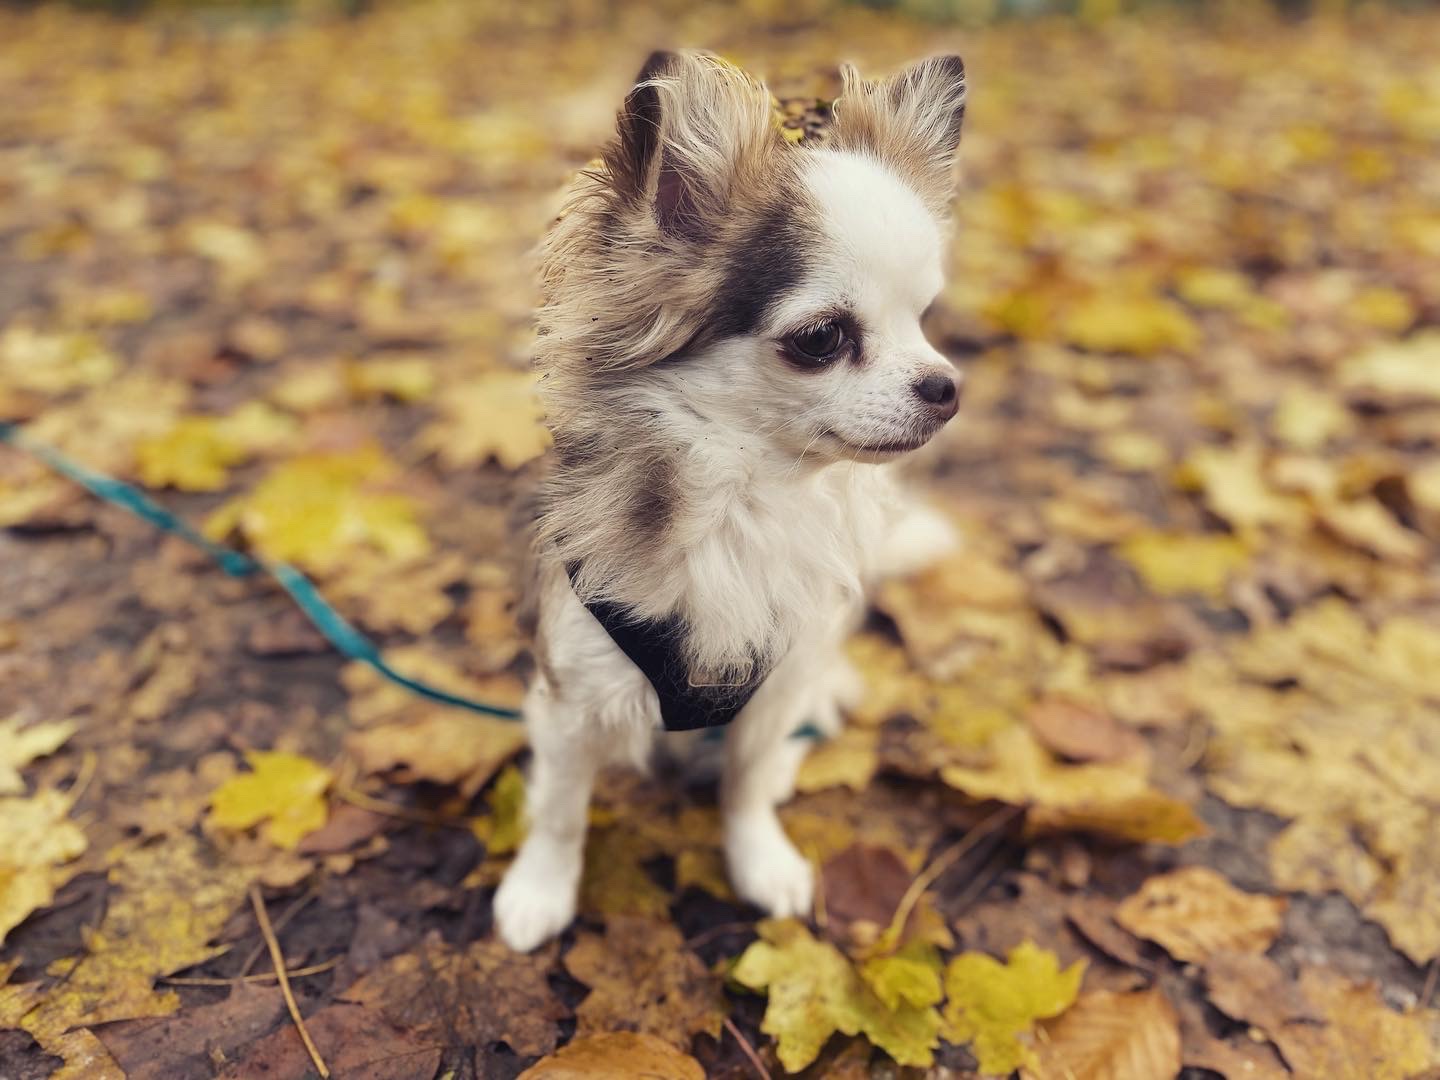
[0,419,824,740]
[0,419,521,721]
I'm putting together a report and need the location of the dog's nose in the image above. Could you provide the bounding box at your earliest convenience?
[912,370,960,420]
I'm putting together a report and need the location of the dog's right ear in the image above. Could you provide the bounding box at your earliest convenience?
[605,50,780,243]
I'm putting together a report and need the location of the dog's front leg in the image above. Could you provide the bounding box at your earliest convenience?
[721,654,819,919]
[493,675,600,951]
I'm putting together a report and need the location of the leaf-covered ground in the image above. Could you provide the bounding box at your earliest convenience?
[3,2,1440,1077]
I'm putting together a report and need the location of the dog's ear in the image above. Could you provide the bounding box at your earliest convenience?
[832,55,967,213]
[606,50,780,242]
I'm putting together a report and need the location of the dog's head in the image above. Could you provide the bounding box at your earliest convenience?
[540,50,967,466]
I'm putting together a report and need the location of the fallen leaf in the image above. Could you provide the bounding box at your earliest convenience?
[1269,966,1437,1079]
[205,446,429,574]
[1024,987,1181,1080]
[418,371,551,470]
[346,712,525,799]
[0,787,87,945]
[36,835,253,1029]
[1114,867,1286,964]
[342,933,568,1058]
[564,916,724,1048]
[209,750,332,851]
[0,715,76,794]
[518,1032,704,1080]
[731,918,942,1072]
[1117,530,1251,598]
[1202,949,1318,1034]
[941,940,1086,1076]
[578,825,673,920]
[471,764,526,857]
[1025,697,1144,763]
[219,999,443,1080]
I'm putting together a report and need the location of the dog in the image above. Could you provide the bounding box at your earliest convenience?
[494,49,968,951]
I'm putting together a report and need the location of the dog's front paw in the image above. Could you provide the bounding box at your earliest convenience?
[726,816,814,918]
[493,843,580,952]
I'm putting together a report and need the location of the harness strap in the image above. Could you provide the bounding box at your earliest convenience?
[566,564,765,732]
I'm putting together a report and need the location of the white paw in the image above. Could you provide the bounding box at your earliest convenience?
[727,817,814,918]
[493,843,580,952]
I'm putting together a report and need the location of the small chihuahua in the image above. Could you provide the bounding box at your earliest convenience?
[495,50,968,951]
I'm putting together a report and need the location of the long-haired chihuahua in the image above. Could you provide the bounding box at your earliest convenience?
[495,49,968,950]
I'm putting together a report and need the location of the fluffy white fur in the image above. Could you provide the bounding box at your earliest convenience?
[495,52,967,951]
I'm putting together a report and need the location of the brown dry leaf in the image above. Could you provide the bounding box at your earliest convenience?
[342,933,568,1059]
[1024,987,1182,1080]
[218,999,443,1080]
[563,915,724,1048]
[1114,867,1286,964]
[1025,697,1144,763]
[518,1032,704,1080]
[346,711,525,798]
[941,727,1203,845]
[96,983,286,1080]
[1202,950,1318,1034]
[1269,966,1436,1079]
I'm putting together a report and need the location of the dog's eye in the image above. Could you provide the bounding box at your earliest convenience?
[786,321,845,363]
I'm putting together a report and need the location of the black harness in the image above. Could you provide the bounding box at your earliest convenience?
[567,565,766,731]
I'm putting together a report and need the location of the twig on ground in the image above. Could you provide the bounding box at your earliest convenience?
[725,1015,771,1080]
[250,883,331,1079]
[1421,956,1438,1012]
[162,955,341,988]
[684,921,756,951]
[876,804,1023,953]
[335,784,472,829]
[239,884,318,977]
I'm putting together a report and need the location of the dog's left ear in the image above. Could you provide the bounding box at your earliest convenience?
[604,50,781,242]
[832,55,968,213]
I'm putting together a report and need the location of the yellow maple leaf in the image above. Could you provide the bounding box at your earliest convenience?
[205,445,429,574]
[0,788,87,945]
[731,918,942,1072]
[1117,530,1251,598]
[209,750,331,850]
[135,417,249,492]
[942,940,1086,1076]
[0,715,76,795]
[417,371,551,470]
[1062,293,1200,356]
[35,835,253,1031]
[345,356,437,403]
[471,764,527,857]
